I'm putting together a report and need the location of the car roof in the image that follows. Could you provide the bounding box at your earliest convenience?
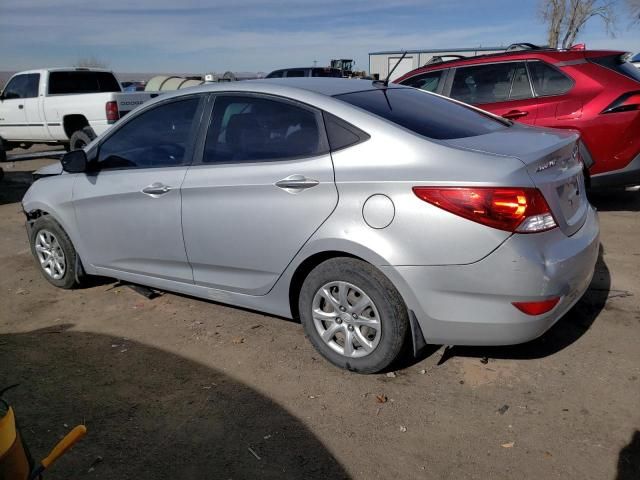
[395,48,626,82]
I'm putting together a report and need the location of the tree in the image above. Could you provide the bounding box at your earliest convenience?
[74,55,109,68]
[539,0,617,48]
[628,0,640,23]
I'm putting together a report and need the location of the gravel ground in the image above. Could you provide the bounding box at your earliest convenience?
[1,154,639,479]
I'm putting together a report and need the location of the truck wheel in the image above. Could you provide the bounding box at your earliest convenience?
[69,127,96,150]
[0,138,7,162]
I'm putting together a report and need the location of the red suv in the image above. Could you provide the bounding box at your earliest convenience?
[395,45,640,188]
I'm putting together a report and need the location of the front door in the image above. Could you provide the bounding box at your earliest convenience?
[0,74,33,141]
[72,95,204,283]
[181,94,338,295]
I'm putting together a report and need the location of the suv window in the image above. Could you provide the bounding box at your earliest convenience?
[527,61,573,96]
[336,88,507,140]
[286,69,306,78]
[312,68,343,78]
[2,74,40,99]
[266,70,284,78]
[451,62,528,104]
[588,54,640,83]
[97,97,200,170]
[203,95,324,163]
[401,70,444,93]
[48,71,121,95]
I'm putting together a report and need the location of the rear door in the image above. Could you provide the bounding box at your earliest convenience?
[23,74,48,140]
[181,93,338,295]
[448,61,538,124]
[526,60,579,125]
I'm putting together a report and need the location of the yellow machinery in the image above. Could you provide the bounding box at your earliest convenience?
[0,386,86,479]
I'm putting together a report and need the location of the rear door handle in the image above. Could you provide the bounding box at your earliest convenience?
[502,110,528,120]
[18,104,24,110]
[142,182,173,196]
[275,175,319,192]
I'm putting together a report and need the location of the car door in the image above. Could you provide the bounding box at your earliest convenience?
[22,73,48,140]
[526,60,578,126]
[448,62,538,124]
[72,94,205,282]
[0,74,30,140]
[181,93,338,295]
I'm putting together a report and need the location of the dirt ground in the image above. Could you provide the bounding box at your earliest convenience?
[1,153,639,480]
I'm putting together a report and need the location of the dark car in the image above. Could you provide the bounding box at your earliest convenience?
[266,67,343,79]
[395,44,640,188]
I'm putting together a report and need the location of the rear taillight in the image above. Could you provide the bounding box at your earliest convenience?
[412,187,557,233]
[512,297,560,315]
[601,91,640,114]
[105,101,119,123]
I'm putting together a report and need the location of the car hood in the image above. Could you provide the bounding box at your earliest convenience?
[34,162,63,177]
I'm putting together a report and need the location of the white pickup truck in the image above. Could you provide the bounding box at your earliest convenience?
[0,68,157,160]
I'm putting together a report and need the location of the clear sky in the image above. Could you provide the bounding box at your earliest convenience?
[1,0,638,74]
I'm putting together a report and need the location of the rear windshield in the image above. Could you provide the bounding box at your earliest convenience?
[335,87,508,140]
[312,68,343,78]
[589,54,640,83]
[48,71,121,94]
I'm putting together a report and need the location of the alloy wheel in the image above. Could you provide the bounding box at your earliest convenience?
[34,229,66,280]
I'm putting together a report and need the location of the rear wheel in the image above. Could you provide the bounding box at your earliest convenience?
[299,257,409,373]
[29,216,84,289]
[0,138,7,162]
[69,127,96,151]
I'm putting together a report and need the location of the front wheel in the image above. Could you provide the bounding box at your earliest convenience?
[299,258,409,373]
[29,216,84,289]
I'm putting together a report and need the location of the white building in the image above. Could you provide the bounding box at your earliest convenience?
[369,46,506,81]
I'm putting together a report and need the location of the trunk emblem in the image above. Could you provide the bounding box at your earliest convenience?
[536,160,557,172]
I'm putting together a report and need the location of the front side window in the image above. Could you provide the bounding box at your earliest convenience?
[401,70,444,93]
[286,69,306,78]
[203,95,323,163]
[527,61,573,96]
[2,74,39,99]
[97,97,200,170]
[48,71,121,95]
[336,87,507,140]
[267,70,284,78]
[451,62,522,104]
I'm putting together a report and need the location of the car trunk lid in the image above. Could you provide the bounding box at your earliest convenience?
[445,125,588,236]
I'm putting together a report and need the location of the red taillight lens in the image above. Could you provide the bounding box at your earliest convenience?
[602,91,640,114]
[413,187,556,233]
[105,101,119,123]
[512,297,560,315]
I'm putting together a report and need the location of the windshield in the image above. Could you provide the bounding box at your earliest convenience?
[335,87,508,140]
[48,71,121,94]
[589,54,640,83]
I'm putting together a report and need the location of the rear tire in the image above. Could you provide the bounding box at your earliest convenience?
[0,138,7,162]
[298,257,409,373]
[69,127,96,151]
[29,216,85,289]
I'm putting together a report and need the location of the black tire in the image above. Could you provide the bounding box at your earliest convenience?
[29,216,85,289]
[69,126,96,151]
[0,138,7,162]
[299,257,409,373]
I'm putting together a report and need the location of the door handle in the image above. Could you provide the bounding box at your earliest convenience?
[275,175,319,192]
[142,182,173,196]
[502,110,528,120]
[18,104,24,110]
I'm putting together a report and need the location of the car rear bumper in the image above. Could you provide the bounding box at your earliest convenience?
[591,152,640,189]
[382,205,600,346]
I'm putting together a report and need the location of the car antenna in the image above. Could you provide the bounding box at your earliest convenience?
[374,51,408,88]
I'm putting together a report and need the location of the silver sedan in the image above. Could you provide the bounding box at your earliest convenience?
[22,79,599,373]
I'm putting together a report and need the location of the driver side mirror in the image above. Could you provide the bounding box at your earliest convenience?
[61,149,88,173]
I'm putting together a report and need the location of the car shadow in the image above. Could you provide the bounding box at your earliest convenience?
[0,169,34,205]
[588,188,640,212]
[617,431,640,480]
[0,325,350,480]
[413,244,610,364]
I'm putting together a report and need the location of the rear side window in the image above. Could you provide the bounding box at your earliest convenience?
[97,97,200,170]
[527,61,573,96]
[451,62,522,104]
[266,70,284,78]
[312,68,342,78]
[203,95,325,163]
[323,113,369,151]
[588,54,640,83]
[401,70,444,93]
[48,71,121,94]
[336,88,507,140]
[2,74,39,99]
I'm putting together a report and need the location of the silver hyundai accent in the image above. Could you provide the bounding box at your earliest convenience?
[22,79,600,373]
